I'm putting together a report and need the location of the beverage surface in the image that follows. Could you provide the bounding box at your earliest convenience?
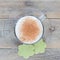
[20,17,40,42]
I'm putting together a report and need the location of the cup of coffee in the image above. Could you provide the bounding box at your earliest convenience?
[15,15,46,44]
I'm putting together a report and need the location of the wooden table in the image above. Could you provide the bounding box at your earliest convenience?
[0,0,60,60]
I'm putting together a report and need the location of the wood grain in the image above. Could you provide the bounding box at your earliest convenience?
[0,0,60,60]
[43,19,60,48]
[0,19,60,48]
[0,1,60,19]
[0,19,22,48]
[0,48,60,60]
[47,12,60,18]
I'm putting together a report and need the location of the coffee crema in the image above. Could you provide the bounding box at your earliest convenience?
[15,16,43,44]
[20,17,40,42]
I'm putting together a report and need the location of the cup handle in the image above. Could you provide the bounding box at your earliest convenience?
[39,14,46,22]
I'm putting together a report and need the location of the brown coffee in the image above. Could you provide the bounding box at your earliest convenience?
[20,17,40,42]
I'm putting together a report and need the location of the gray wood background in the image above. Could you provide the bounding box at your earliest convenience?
[0,0,60,60]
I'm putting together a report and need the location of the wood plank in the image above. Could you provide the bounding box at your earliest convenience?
[0,19,60,48]
[47,12,60,18]
[0,1,60,18]
[43,19,60,48]
[0,48,60,60]
[0,19,22,48]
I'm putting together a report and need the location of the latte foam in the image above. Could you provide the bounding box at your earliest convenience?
[15,16,43,44]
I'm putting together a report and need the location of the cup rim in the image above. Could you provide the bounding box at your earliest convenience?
[15,16,44,44]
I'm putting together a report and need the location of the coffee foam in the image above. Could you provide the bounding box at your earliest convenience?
[15,16,43,44]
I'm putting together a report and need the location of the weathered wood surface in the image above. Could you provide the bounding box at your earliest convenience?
[0,19,21,48]
[0,0,60,60]
[0,48,60,60]
[47,12,60,18]
[43,19,60,48]
[0,19,60,48]
[0,0,60,19]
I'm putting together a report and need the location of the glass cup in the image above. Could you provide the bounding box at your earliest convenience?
[15,7,46,44]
